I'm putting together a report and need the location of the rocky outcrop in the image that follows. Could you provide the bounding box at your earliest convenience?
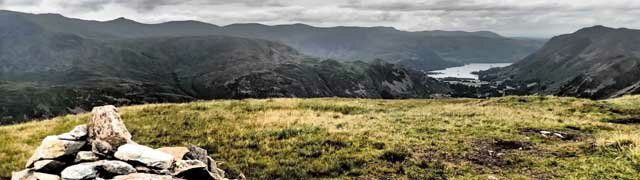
[12,105,238,180]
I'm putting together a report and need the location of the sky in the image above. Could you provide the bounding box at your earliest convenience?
[1,0,639,38]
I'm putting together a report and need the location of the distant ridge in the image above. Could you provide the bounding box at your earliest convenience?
[480,25,640,99]
[0,10,544,70]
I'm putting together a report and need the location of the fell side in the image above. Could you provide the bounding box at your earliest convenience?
[2,96,640,179]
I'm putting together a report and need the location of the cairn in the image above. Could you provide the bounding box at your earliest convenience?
[12,105,237,180]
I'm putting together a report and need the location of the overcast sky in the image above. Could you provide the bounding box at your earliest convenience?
[1,0,639,38]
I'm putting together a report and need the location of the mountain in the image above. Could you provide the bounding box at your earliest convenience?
[1,10,544,71]
[0,12,450,124]
[479,26,640,99]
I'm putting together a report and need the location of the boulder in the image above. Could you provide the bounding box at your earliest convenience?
[25,136,85,168]
[75,151,100,162]
[58,125,88,141]
[88,105,132,155]
[112,173,177,180]
[11,169,60,180]
[102,160,137,176]
[184,145,209,163]
[114,144,174,170]
[184,145,225,178]
[60,162,102,180]
[172,160,216,180]
[157,147,190,160]
[32,160,66,174]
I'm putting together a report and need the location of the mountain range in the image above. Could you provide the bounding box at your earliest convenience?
[1,10,544,71]
[0,10,454,124]
[480,25,640,99]
[17,9,640,125]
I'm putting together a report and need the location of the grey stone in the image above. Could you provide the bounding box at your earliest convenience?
[75,151,100,162]
[172,160,216,180]
[184,145,209,163]
[60,162,102,180]
[102,160,137,176]
[91,140,114,156]
[114,144,174,170]
[11,169,60,180]
[58,125,88,141]
[25,136,85,168]
[32,160,66,174]
[133,166,172,175]
[88,105,133,155]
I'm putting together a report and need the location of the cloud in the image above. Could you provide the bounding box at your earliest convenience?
[1,0,291,13]
[1,0,640,37]
[111,0,290,12]
[342,0,567,12]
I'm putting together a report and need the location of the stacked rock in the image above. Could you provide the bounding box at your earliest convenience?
[12,105,235,180]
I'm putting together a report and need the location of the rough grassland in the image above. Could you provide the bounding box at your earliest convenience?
[2,96,640,179]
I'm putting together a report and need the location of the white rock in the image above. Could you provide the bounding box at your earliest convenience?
[25,136,85,168]
[60,162,102,180]
[114,144,174,170]
[539,131,551,135]
[553,133,565,139]
[58,125,88,141]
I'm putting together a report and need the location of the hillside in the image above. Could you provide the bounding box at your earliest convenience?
[0,10,544,71]
[480,26,640,99]
[0,11,452,124]
[2,96,640,179]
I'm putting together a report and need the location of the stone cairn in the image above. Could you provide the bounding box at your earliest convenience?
[12,105,240,180]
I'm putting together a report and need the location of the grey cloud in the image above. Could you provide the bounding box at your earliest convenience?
[58,0,111,12]
[9,0,291,13]
[1,0,42,6]
[341,0,567,12]
[3,0,640,37]
[115,0,290,12]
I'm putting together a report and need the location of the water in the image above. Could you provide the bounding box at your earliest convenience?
[429,63,512,80]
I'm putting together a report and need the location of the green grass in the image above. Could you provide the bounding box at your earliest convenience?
[2,96,640,179]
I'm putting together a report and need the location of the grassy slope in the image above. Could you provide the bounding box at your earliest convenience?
[2,96,640,179]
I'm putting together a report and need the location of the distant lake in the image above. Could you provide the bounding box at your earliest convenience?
[429,63,512,80]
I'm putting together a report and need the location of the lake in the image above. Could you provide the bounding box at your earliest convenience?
[429,63,512,79]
